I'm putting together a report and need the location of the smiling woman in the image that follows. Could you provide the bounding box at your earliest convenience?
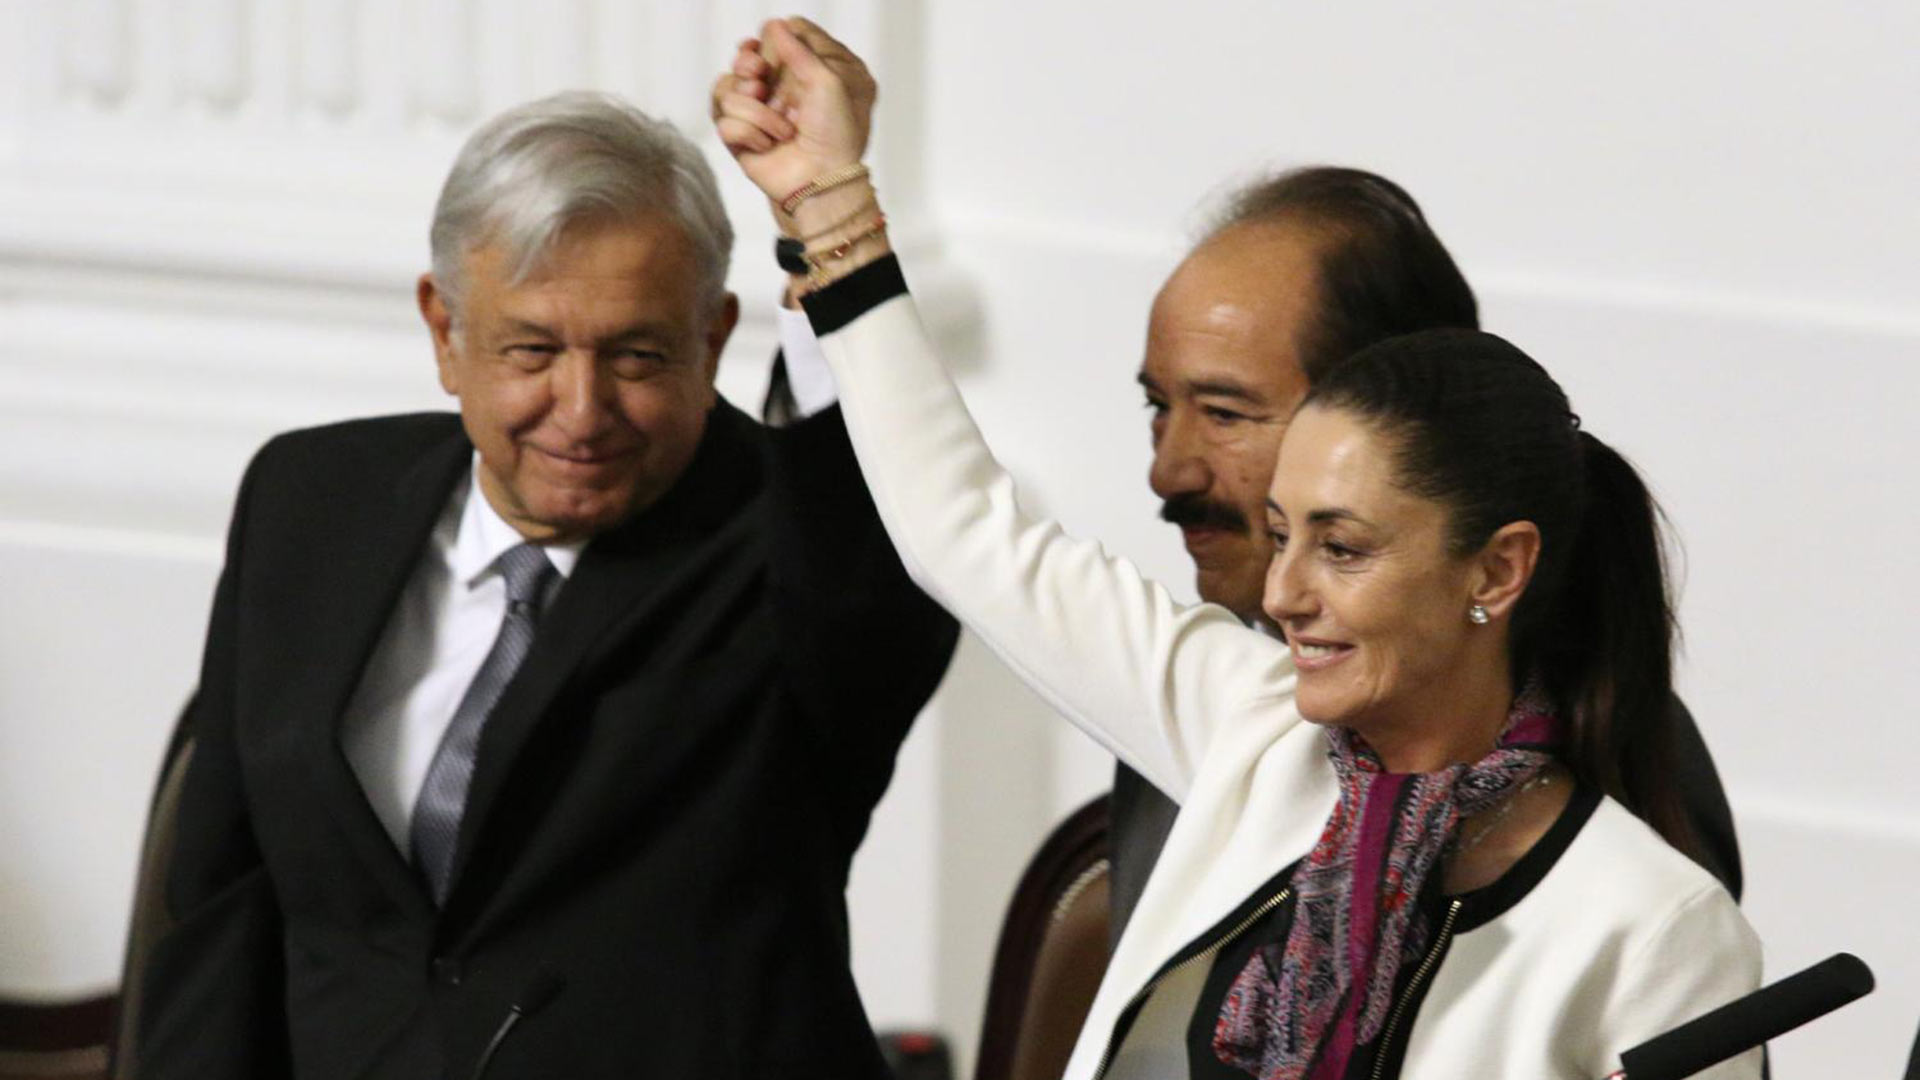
[713,17,1762,1080]
[1292,328,1700,865]
[1262,405,1510,766]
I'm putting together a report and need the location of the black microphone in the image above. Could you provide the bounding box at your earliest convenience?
[1610,952,1874,1080]
[471,968,565,1080]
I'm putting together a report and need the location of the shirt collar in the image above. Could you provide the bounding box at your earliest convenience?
[451,457,587,588]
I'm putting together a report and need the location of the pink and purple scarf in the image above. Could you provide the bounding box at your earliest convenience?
[1212,685,1561,1080]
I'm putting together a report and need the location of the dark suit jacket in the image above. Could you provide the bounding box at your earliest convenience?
[136,401,958,1079]
[1110,695,1744,949]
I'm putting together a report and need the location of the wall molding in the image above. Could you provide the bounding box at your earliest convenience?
[1,0,937,305]
[1733,792,1920,848]
[0,519,221,564]
[939,207,1920,343]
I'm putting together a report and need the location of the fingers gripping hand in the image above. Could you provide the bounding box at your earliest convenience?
[712,41,794,156]
[773,17,876,159]
[711,18,875,204]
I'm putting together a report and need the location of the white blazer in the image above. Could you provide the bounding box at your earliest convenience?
[814,278,1762,1079]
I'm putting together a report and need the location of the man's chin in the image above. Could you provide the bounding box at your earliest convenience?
[510,495,637,544]
[1192,568,1264,624]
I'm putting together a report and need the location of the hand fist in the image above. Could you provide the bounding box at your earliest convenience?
[712,17,875,204]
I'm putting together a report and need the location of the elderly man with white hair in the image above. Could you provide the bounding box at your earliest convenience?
[129,91,956,1080]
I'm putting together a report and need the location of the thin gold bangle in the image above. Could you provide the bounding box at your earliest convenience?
[798,199,881,244]
[805,215,888,266]
[779,163,870,216]
[804,219,890,290]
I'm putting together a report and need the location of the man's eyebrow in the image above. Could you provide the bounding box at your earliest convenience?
[601,321,676,344]
[1187,379,1266,405]
[496,319,676,344]
[501,318,558,338]
[1137,371,1267,406]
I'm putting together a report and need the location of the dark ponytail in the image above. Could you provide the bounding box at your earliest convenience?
[1304,329,1702,866]
[1540,431,1697,862]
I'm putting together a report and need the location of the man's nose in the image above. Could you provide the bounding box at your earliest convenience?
[1148,412,1211,498]
[549,352,614,437]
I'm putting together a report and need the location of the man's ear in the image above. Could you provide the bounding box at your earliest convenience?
[418,273,460,396]
[702,292,741,385]
[1471,520,1542,622]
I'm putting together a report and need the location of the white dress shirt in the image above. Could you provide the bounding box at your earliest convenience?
[776,304,840,414]
[339,467,582,853]
[341,322,838,854]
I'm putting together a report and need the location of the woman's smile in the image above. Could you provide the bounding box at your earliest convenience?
[1288,634,1354,671]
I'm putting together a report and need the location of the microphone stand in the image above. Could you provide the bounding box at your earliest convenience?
[470,969,565,1080]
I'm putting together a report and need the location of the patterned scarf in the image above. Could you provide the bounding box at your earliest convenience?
[1212,684,1561,1080]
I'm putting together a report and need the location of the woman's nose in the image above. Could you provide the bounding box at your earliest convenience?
[1261,548,1313,626]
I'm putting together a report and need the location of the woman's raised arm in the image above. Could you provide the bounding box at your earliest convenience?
[712,19,1300,798]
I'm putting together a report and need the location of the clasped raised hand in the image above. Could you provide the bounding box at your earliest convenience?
[711,17,875,215]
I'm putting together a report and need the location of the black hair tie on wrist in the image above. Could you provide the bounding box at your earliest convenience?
[775,236,808,275]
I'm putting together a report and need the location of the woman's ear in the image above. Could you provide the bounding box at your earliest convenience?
[1471,521,1542,621]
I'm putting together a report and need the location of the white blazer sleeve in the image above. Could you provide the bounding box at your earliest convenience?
[817,288,1297,801]
[1596,885,1765,1079]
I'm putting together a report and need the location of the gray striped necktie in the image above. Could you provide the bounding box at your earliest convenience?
[410,541,557,905]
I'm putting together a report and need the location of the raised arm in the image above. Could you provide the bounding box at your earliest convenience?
[713,20,1299,798]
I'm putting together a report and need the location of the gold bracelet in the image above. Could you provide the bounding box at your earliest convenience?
[804,215,889,289]
[799,199,881,244]
[779,163,870,216]
[805,214,887,264]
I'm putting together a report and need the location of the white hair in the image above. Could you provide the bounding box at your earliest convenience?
[429,90,733,314]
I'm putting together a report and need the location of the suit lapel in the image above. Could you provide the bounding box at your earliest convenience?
[291,423,472,917]
[441,402,763,916]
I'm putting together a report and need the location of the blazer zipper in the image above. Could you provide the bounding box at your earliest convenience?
[1092,887,1293,1080]
[1368,898,1464,1080]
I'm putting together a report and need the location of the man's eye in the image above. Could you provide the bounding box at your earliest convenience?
[504,345,556,369]
[610,350,666,379]
[1204,406,1247,424]
[1142,396,1168,415]
[1268,529,1289,551]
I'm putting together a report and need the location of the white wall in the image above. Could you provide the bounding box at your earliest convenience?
[2,1,1915,1076]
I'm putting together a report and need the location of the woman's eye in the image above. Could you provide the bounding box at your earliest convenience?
[1323,541,1363,563]
[1267,529,1289,551]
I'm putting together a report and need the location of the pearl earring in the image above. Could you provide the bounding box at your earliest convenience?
[1468,604,1490,625]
